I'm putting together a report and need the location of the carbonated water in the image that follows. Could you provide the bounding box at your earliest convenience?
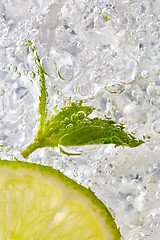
[0,0,160,239]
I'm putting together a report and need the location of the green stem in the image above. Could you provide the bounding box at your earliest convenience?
[21,141,40,159]
[37,70,48,136]
[28,40,48,136]
[21,41,49,159]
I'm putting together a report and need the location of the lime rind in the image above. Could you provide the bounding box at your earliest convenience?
[0,160,122,239]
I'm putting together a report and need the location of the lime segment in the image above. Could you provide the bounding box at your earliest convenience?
[0,160,121,240]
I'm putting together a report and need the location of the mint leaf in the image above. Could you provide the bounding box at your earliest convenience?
[21,41,144,158]
[59,118,144,148]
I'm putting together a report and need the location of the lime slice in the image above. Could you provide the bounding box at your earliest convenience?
[0,160,121,240]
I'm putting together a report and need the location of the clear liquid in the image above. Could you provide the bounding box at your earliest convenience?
[0,0,160,239]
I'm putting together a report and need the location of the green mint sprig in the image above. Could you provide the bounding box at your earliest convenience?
[21,41,144,158]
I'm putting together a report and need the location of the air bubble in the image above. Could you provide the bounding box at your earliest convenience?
[66,123,73,129]
[66,28,72,33]
[58,165,65,173]
[152,120,160,134]
[106,83,125,94]
[123,103,147,124]
[127,195,134,203]
[41,57,56,76]
[73,168,78,177]
[22,69,28,76]
[77,111,86,119]
[6,47,15,57]
[71,114,77,121]
[147,84,155,96]
[115,57,137,84]
[58,65,73,81]
[141,71,149,78]
[150,98,159,108]
[91,181,99,191]
[73,2,86,14]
